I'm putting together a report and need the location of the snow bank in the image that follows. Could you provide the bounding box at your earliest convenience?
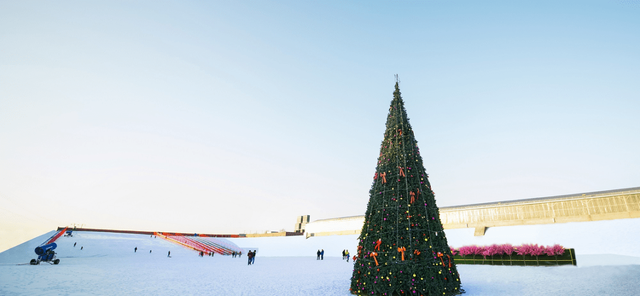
[1,231,639,295]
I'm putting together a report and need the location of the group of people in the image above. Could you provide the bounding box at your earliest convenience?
[130,244,355,263]
[133,246,252,261]
[314,249,353,261]
[341,249,350,262]
[247,250,257,265]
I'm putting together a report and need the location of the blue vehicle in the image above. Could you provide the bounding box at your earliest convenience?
[30,243,60,265]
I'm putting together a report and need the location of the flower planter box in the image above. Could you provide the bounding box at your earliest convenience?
[453,248,576,266]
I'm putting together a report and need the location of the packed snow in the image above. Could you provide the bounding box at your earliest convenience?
[1,230,639,295]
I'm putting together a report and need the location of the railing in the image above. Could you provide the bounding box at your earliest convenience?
[155,232,244,255]
[43,227,68,245]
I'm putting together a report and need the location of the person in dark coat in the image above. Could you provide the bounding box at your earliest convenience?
[321,249,324,260]
[251,250,256,264]
[317,250,321,260]
[134,247,137,252]
[247,250,254,265]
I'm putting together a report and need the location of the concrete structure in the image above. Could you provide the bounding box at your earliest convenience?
[304,215,363,238]
[293,215,310,233]
[304,187,640,238]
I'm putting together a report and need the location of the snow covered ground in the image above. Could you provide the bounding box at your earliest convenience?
[1,230,640,295]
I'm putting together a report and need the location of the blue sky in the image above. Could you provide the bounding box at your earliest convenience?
[1,0,639,251]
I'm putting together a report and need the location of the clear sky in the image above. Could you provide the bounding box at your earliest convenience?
[1,0,639,252]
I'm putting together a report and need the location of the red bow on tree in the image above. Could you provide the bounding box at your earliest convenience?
[374,239,382,251]
[371,252,379,266]
[398,247,406,261]
[437,252,445,267]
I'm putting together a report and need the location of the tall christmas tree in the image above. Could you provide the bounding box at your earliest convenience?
[350,81,461,296]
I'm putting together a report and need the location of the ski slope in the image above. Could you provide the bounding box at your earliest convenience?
[1,230,640,295]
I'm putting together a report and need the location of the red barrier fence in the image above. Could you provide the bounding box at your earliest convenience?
[155,232,244,255]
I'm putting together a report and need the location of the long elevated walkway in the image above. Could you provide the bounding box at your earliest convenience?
[305,187,640,237]
[442,187,640,235]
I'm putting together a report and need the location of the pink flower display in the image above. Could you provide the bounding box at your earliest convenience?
[454,243,565,257]
[501,244,515,256]
[530,244,546,256]
[547,244,565,256]
[475,246,487,256]
[457,245,476,256]
[515,244,528,256]
[482,244,503,258]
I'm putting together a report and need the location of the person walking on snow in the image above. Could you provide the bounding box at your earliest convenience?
[134,247,137,252]
[251,250,256,264]
[317,250,321,260]
[247,250,254,265]
[321,249,324,260]
[345,250,350,262]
